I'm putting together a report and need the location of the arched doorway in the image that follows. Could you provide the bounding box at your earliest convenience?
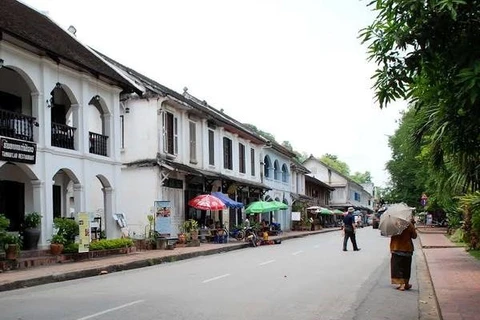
[51,168,80,219]
[0,162,40,231]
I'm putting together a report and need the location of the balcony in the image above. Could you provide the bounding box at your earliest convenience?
[89,132,108,156]
[51,122,76,150]
[0,109,35,142]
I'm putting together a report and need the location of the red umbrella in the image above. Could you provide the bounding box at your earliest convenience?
[188,194,226,211]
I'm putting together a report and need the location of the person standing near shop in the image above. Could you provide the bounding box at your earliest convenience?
[343,207,360,251]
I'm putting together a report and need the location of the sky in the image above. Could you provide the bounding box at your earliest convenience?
[21,0,406,187]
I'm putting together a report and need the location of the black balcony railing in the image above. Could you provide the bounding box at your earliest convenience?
[51,122,76,150]
[89,132,108,156]
[0,109,35,142]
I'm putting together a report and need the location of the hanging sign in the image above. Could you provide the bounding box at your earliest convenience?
[0,137,36,164]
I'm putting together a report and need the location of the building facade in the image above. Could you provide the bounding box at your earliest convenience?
[261,142,296,231]
[103,57,271,236]
[0,0,139,247]
[302,156,373,212]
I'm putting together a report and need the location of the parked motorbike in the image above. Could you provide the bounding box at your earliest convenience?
[228,227,245,241]
[245,227,258,247]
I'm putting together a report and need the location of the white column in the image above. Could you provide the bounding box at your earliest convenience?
[103,187,119,239]
[103,113,112,157]
[80,77,90,155]
[31,92,42,145]
[31,179,49,247]
[73,183,84,213]
[71,103,80,150]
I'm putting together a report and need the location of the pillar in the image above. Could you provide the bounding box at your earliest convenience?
[103,187,120,239]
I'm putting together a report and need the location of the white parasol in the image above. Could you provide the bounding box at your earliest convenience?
[378,203,413,237]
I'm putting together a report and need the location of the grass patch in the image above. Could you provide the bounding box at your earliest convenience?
[468,250,480,260]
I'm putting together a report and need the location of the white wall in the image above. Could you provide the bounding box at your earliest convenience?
[0,42,125,246]
[121,98,159,163]
[119,166,158,237]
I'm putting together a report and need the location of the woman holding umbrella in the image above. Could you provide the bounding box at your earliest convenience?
[390,217,417,291]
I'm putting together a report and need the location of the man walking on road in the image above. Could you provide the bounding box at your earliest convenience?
[343,207,360,251]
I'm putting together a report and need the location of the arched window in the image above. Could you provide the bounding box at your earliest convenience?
[264,156,271,178]
[281,163,289,182]
[274,160,280,180]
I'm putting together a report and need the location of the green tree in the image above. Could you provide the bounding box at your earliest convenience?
[350,171,372,184]
[294,151,308,163]
[319,154,350,176]
[281,141,293,151]
[360,0,480,193]
[385,109,428,207]
[243,123,276,143]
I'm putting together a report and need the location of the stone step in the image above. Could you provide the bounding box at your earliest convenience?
[15,256,61,269]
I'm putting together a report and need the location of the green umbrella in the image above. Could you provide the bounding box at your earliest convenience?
[270,200,288,210]
[245,201,286,214]
[333,209,344,215]
[317,208,333,215]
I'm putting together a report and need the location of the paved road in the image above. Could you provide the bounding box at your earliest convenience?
[0,228,419,320]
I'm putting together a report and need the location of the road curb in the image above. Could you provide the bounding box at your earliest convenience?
[417,237,442,320]
[0,229,337,292]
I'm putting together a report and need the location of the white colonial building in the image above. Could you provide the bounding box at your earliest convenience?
[260,142,296,231]
[302,156,373,212]
[0,0,140,246]
[100,55,271,236]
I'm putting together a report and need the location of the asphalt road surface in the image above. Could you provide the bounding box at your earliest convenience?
[0,227,419,320]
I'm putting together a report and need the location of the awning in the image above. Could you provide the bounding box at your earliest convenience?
[211,192,244,209]
[161,160,203,176]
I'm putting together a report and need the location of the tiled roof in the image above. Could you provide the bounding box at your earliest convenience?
[305,174,334,190]
[94,50,266,145]
[0,0,138,92]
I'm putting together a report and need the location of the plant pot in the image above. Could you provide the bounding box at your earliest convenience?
[177,233,186,244]
[190,230,199,241]
[5,244,18,260]
[23,227,41,250]
[50,243,64,255]
[156,238,167,250]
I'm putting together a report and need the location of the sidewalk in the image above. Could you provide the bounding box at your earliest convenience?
[417,228,480,320]
[0,229,335,292]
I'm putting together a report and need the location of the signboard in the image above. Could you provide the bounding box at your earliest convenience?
[0,137,36,164]
[78,212,91,253]
[291,211,301,221]
[154,201,172,236]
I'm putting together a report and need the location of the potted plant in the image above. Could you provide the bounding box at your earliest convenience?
[23,212,42,250]
[49,233,67,255]
[53,217,79,244]
[3,233,21,260]
[182,219,199,241]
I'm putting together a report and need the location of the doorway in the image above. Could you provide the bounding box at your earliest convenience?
[0,180,25,231]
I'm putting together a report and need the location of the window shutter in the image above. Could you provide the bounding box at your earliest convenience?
[208,130,215,165]
[190,122,196,162]
[162,111,167,153]
[174,116,178,155]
